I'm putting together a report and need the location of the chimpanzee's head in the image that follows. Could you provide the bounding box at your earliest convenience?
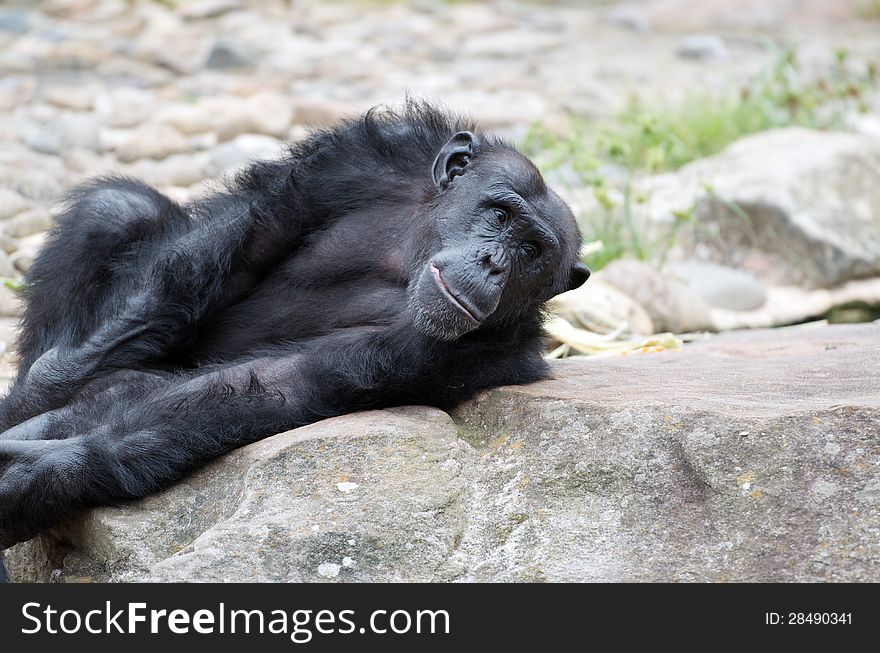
[409,131,589,340]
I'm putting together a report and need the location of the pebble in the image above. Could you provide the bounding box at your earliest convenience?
[22,112,101,155]
[0,9,31,34]
[125,152,212,187]
[665,261,767,311]
[43,86,95,112]
[290,98,349,128]
[211,94,294,141]
[0,189,31,221]
[208,134,283,175]
[0,168,66,203]
[675,35,730,62]
[154,103,213,135]
[3,208,53,239]
[93,88,158,129]
[11,232,45,266]
[44,40,108,68]
[95,58,174,87]
[0,250,16,278]
[178,0,245,20]
[157,95,293,141]
[550,278,655,336]
[0,284,22,317]
[0,232,19,255]
[12,251,34,274]
[317,562,341,578]
[116,123,191,163]
[0,78,37,112]
[603,7,651,32]
[601,258,714,333]
[462,30,561,58]
[62,149,120,177]
[205,39,254,69]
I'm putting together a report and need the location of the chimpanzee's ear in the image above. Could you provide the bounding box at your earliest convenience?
[568,261,591,291]
[432,131,479,191]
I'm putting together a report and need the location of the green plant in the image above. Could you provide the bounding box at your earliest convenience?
[858,0,880,20]
[526,47,877,176]
[521,46,879,271]
[577,178,696,271]
[1,278,22,292]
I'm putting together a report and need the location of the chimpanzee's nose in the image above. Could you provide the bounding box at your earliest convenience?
[479,246,508,277]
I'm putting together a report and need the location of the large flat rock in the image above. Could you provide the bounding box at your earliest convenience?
[8,323,880,582]
[449,323,880,581]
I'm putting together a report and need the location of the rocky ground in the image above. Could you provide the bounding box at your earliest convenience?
[10,324,879,582]
[2,1,880,581]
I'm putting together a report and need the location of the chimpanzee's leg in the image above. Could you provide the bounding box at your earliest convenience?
[1,178,261,430]
[1,370,166,442]
[15,178,192,374]
[1,179,192,430]
[0,323,411,548]
[0,353,309,547]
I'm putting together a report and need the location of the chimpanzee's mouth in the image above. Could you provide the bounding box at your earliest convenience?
[430,264,482,323]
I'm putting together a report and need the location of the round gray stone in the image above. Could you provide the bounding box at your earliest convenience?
[665,260,767,311]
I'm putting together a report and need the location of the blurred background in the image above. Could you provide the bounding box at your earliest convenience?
[0,0,878,369]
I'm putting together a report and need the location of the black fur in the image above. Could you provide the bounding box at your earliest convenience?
[0,101,587,559]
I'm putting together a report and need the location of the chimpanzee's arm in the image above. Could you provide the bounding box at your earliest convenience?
[0,354,300,547]
[0,327,410,548]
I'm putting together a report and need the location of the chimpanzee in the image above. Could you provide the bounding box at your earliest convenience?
[0,101,588,563]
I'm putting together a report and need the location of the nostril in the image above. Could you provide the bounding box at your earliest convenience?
[480,254,505,276]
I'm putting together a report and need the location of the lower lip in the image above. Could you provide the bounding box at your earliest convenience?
[430,264,481,323]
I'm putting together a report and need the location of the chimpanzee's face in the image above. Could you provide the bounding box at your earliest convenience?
[409,133,589,341]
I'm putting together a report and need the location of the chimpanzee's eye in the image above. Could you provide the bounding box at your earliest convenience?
[493,207,510,224]
[520,241,540,259]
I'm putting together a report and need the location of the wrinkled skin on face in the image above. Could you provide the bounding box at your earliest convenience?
[409,131,590,340]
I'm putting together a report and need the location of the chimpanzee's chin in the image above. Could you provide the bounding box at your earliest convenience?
[409,267,480,341]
